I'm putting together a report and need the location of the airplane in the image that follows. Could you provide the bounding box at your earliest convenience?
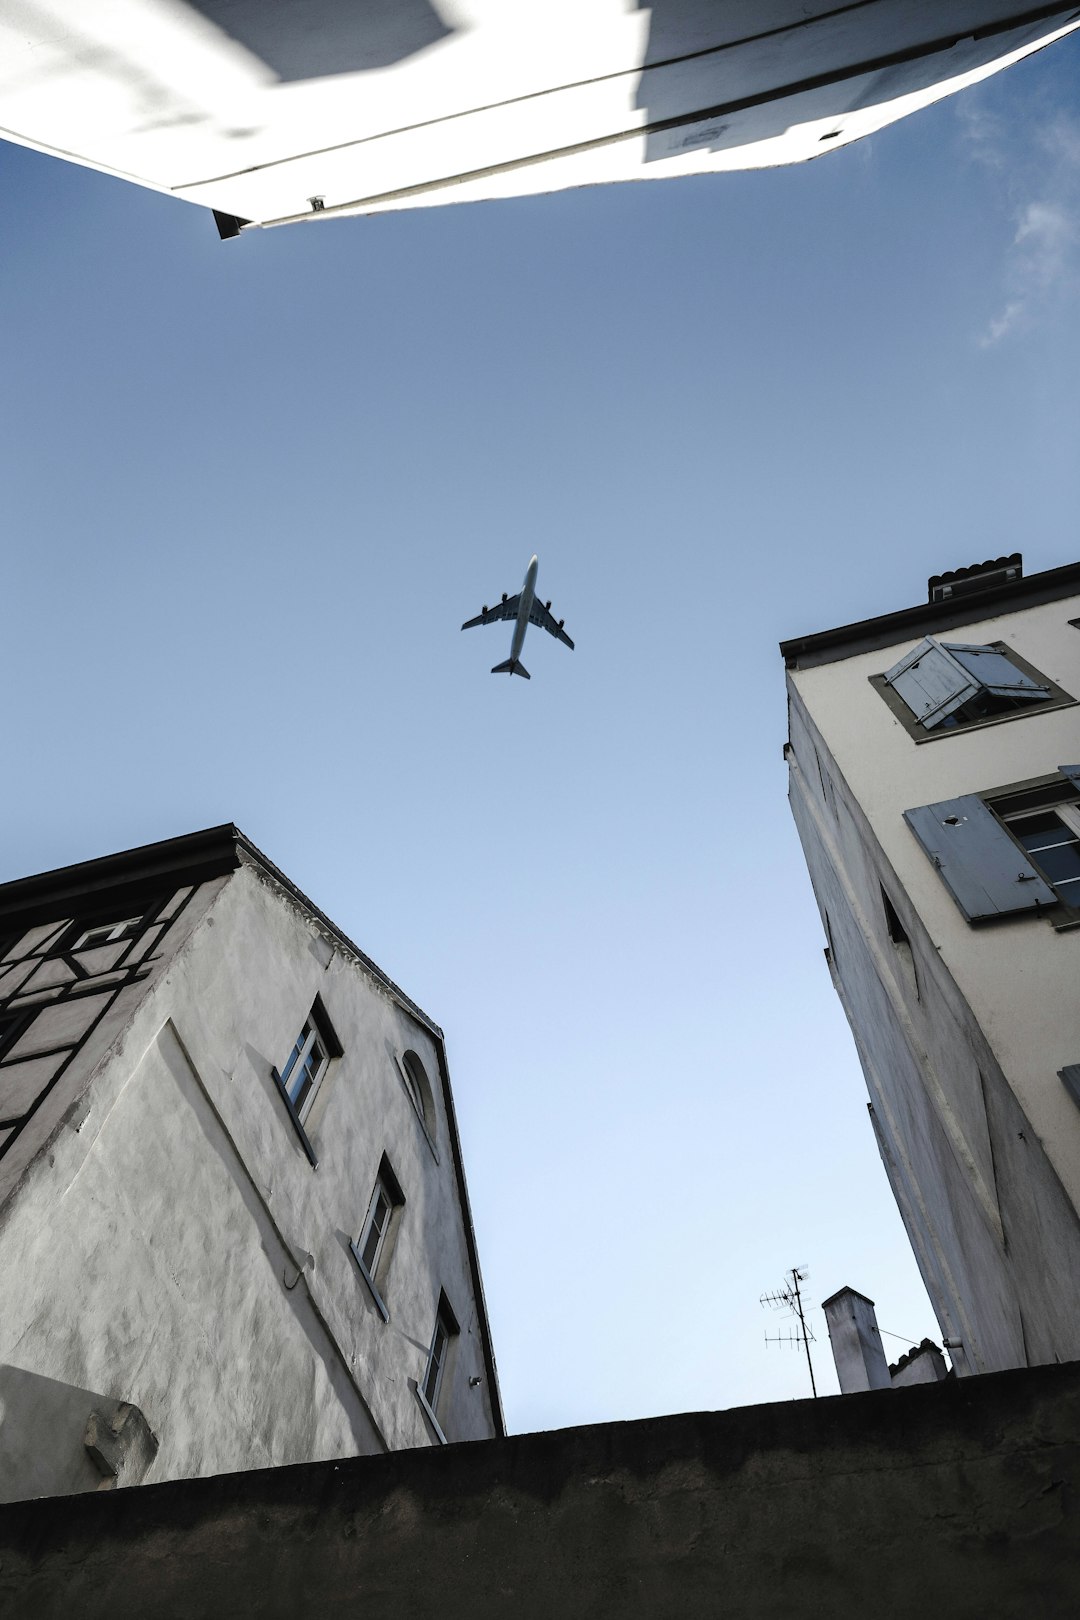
[461,555,574,679]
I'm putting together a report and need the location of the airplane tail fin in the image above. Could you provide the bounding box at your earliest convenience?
[490,658,530,680]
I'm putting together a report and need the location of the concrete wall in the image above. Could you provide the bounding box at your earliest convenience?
[0,858,499,1503]
[784,590,1080,1373]
[4,1361,1080,1618]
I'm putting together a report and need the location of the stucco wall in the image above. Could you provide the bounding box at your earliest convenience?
[784,594,1080,1372]
[787,594,1080,1208]
[0,859,498,1503]
[4,1361,1080,1619]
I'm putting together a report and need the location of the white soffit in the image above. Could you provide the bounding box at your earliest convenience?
[1,2,1078,229]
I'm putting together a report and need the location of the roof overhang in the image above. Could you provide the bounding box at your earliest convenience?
[780,560,1080,670]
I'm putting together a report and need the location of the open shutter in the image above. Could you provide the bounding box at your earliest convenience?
[945,643,1050,702]
[883,638,980,728]
[904,795,1057,921]
[1059,765,1080,790]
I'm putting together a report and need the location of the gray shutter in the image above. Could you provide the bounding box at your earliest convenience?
[883,638,980,728]
[944,643,1050,702]
[904,795,1057,921]
[1059,1066,1080,1109]
[1059,765,1080,790]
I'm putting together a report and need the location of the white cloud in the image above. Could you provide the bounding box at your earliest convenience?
[979,299,1024,348]
[959,95,1080,346]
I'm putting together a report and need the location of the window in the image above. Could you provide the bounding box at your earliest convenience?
[397,1049,437,1150]
[995,792,1080,916]
[881,886,919,998]
[71,917,143,949]
[905,765,1080,924]
[53,909,153,955]
[279,1020,329,1119]
[350,1157,405,1321]
[416,1294,459,1444]
[271,997,341,1167]
[872,637,1071,740]
[881,887,908,946]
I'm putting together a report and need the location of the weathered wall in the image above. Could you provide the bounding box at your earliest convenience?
[783,590,1080,1374]
[787,593,1080,1206]
[0,855,499,1503]
[787,691,1080,1371]
[4,1362,1080,1619]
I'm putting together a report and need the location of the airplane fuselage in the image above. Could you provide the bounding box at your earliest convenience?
[512,554,538,662]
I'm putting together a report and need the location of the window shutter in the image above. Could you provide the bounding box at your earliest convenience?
[1060,1066,1080,1109]
[944,643,1050,702]
[1059,765,1080,791]
[904,795,1057,921]
[883,638,980,728]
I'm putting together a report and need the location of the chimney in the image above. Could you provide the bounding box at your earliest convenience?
[927,552,1022,604]
[821,1287,891,1393]
[889,1340,948,1387]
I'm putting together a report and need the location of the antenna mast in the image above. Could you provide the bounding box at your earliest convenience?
[760,1266,818,1398]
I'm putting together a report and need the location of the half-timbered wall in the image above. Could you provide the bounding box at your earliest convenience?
[0,835,500,1504]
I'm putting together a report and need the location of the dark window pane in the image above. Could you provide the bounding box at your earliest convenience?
[1011,812,1068,842]
[1032,843,1080,887]
[361,1221,382,1273]
[1010,813,1080,892]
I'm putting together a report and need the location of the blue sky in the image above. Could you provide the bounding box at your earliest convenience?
[3,33,1079,1430]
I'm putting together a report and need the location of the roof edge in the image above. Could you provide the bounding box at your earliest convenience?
[780,559,1080,669]
[0,824,444,1041]
[230,828,444,1041]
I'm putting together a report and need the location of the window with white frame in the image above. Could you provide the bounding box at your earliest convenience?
[70,916,144,949]
[872,636,1071,738]
[350,1158,405,1320]
[416,1294,459,1442]
[279,1018,330,1121]
[272,997,341,1166]
[904,766,1080,925]
[999,802,1080,910]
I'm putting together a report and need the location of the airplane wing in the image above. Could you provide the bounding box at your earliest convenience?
[528,599,575,650]
[461,595,520,631]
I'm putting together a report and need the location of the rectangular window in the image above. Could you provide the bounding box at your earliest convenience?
[423,1314,450,1409]
[350,1157,405,1321]
[905,767,1080,924]
[279,1020,329,1120]
[71,917,144,949]
[416,1294,459,1444]
[271,997,341,1167]
[872,637,1071,740]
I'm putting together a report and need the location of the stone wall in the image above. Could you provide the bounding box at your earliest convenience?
[3,1361,1080,1618]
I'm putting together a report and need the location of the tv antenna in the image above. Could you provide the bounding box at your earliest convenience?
[760,1266,818,1398]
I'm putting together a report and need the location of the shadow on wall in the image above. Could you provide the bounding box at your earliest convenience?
[0,1364,120,1505]
[187,0,454,81]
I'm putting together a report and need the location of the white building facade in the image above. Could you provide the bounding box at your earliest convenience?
[0,827,502,1502]
[782,557,1080,1378]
